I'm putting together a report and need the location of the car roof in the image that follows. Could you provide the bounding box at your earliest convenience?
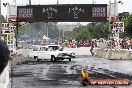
[45,45,60,47]
[33,45,60,48]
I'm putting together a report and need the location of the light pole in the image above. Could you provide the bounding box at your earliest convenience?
[57,0,59,4]
[57,0,60,42]
[47,23,49,38]
[0,0,1,38]
[109,0,111,30]
[58,26,60,42]
[62,25,65,42]
[29,0,31,5]
[110,0,123,50]
[92,0,94,4]
[91,0,96,36]
[47,28,48,38]
[58,24,62,42]
[116,0,123,50]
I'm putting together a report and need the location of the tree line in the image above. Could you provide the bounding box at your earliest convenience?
[70,12,132,41]
[1,11,132,41]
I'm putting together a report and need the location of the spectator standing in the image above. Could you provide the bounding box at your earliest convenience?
[90,41,95,56]
[0,39,10,74]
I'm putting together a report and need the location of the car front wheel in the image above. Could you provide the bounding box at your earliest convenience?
[51,56,56,62]
[34,56,39,62]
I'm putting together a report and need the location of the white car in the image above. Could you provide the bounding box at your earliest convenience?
[28,45,75,61]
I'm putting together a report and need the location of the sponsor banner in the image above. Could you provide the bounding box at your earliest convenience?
[113,22,124,32]
[17,4,107,22]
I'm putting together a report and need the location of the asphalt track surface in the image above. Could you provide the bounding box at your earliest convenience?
[11,56,132,88]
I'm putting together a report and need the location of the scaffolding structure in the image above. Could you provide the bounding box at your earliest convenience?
[2,23,16,54]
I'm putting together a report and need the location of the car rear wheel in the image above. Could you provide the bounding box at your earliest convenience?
[34,56,39,62]
[69,58,71,61]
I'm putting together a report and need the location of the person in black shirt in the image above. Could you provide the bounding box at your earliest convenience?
[90,41,94,56]
[0,39,10,74]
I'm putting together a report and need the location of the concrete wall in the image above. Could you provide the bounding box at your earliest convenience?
[0,54,25,88]
[0,62,10,88]
[96,42,132,60]
[98,42,108,49]
[11,54,25,65]
[16,49,32,57]
[64,47,92,56]
[96,49,132,60]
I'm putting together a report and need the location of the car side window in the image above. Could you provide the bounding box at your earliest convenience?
[46,48,48,51]
[33,47,39,51]
[45,46,60,51]
[47,47,53,51]
[40,47,43,51]
[40,47,47,51]
[54,46,59,50]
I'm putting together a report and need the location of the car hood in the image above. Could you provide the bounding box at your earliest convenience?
[61,50,74,54]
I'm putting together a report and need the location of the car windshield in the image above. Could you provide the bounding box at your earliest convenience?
[48,46,59,51]
[33,47,39,51]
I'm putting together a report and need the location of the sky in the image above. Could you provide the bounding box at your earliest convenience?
[1,0,132,25]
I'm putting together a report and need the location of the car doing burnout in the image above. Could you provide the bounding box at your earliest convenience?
[28,45,75,61]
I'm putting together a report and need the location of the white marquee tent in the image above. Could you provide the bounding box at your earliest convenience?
[43,35,50,40]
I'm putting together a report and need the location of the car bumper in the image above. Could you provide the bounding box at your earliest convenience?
[57,56,71,59]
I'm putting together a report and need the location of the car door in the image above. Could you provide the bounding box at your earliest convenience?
[37,47,47,59]
[46,47,54,59]
[44,47,51,59]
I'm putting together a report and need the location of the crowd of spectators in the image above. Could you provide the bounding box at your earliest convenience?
[98,37,132,50]
[64,37,132,50]
[21,37,132,50]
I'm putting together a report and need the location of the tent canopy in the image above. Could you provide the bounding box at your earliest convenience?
[43,35,50,40]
